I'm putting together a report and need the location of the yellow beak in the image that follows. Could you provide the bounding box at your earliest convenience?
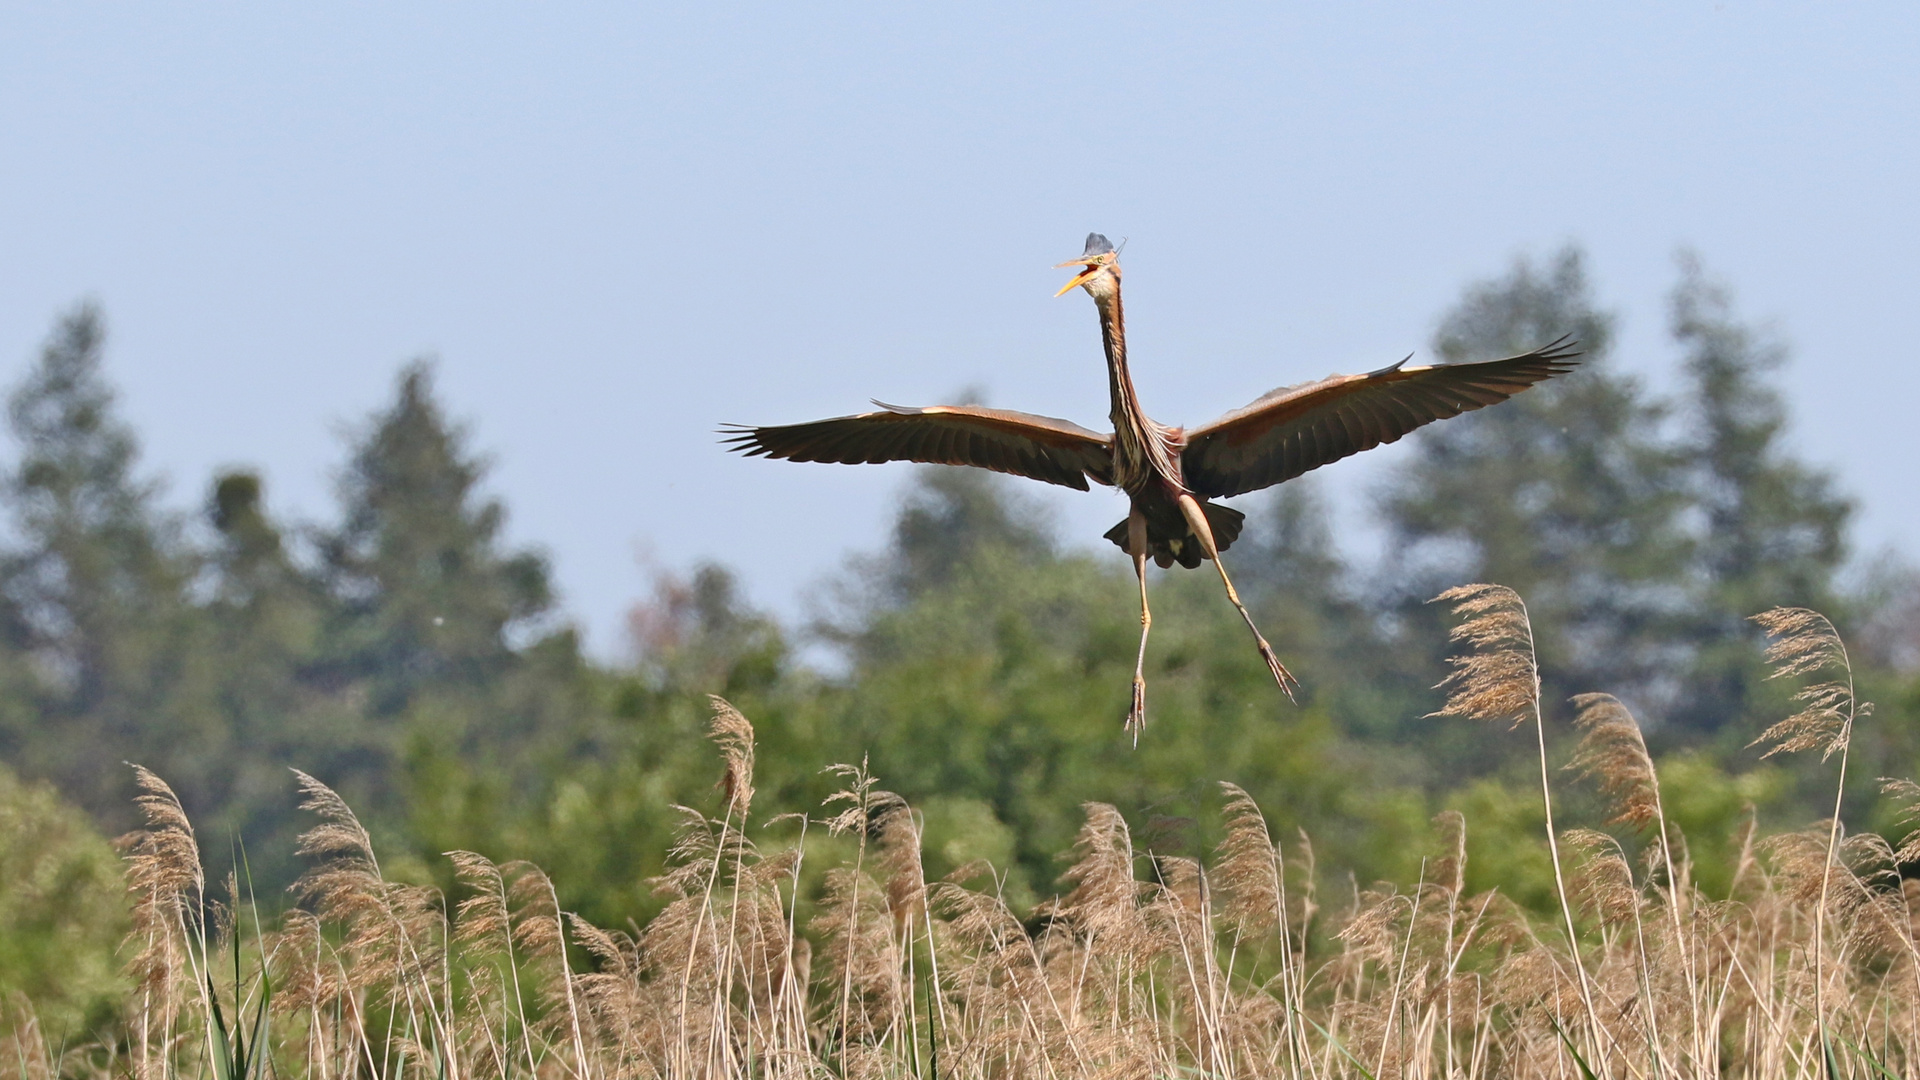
[1053,259,1100,297]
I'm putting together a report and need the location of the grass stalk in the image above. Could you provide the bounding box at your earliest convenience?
[60,606,1920,1080]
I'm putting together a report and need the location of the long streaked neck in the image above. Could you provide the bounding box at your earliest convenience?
[1096,289,1146,433]
[1094,284,1172,489]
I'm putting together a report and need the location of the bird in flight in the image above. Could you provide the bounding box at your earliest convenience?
[724,234,1579,738]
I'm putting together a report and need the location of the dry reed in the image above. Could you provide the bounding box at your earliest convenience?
[14,590,1920,1079]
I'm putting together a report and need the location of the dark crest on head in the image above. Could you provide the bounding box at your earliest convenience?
[1083,233,1115,257]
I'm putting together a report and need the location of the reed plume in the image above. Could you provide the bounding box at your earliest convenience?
[1749,606,1874,1064]
[1430,583,1607,1070]
[49,598,1920,1079]
[1748,607,1868,762]
[1564,692,1709,1069]
[118,766,204,1080]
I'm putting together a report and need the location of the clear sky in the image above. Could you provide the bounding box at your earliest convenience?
[4,3,1915,656]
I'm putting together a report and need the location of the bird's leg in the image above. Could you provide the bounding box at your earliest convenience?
[1176,492,1299,702]
[1127,507,1152,744]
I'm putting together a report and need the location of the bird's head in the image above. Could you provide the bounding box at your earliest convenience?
[1055,233,1122,300]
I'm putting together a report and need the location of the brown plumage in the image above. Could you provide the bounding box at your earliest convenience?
[725,234,1579,736]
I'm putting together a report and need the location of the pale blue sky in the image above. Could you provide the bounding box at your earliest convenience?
[3,3,1915,655]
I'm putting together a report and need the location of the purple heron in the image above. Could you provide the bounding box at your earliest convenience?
[724,234,1579,736]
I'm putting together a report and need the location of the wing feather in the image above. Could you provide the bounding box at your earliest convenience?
[1181,337,1581,498]
[722,402,1114,490]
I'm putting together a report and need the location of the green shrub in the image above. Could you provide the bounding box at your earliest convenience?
[0,763,128,1036]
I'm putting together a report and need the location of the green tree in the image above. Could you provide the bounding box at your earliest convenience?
[0,762,127,1036]
[524,564,804,925]
[200,470,357,883]
[817,465,1058,662]
[0,304,217,825]
[886,465,1055,599]
[1667,253,1853,735]
[628,562,787,694]
[319,361,556,714]
[809,468,1425,899]
[1236,480,1418,740]
[316,361,588,857]
[1379,247,1694,735]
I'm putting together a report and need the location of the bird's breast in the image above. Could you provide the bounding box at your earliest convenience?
[1112,420,1187,495]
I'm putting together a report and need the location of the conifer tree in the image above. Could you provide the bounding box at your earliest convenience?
[201,470,355,874]
[1668,253,1852,732]
[1379,247,1694,715]
[319,361,557,716]
[628,562,785,694]
[887,465,1055,600]
[0,304,216,822]
[317,360,583,847]
[1238,481,1409,726]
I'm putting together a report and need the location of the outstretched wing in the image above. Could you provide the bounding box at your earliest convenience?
[1181,337,1582,499]
[721,402,1114,490]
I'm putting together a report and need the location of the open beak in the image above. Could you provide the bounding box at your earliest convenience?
[1053,258,1100,297]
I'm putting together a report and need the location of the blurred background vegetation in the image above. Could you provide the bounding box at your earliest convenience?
[2,245,1917,1034]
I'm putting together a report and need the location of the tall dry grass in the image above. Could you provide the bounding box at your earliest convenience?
[8,587,1920,1079]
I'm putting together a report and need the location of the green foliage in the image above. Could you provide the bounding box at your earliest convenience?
[314,362,592,884]
[0,303,217,828]
[1381,247,1694,725]
[0,344,593,895]
[883,462,1055,598]
[804,468,1435,897]
[0,762,126,1036]
[1651,751,1786,897]
[319,361,558,715]
[0,238,1915,1025]
[484,468,1439,920]
[1668,253,1854,735]
[1374,245,1895,804]
[197,469,358,887]
[1446,778,1558,911]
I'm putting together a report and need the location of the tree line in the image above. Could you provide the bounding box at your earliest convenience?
[0,245,1913,927]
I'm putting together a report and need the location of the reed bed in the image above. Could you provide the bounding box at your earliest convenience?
[10,588,1920,1079]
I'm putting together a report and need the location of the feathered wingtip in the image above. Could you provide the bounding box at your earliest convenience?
[1529,333,1584,366]
[1490,334,1585,377]
[716,423,770,457]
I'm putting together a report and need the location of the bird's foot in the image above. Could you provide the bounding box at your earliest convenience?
[1126,677,1147,746]
[1257,640,1300,704]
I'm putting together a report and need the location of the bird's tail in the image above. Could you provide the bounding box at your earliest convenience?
[1104,501,1245,569]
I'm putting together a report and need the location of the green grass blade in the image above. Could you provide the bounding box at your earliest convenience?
[1297,1009,1378,1080]
[206,975,236,1080]
[1547,1013,1600,1080]
[1830,1028,1901,1080]
[245,973,272,1080]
